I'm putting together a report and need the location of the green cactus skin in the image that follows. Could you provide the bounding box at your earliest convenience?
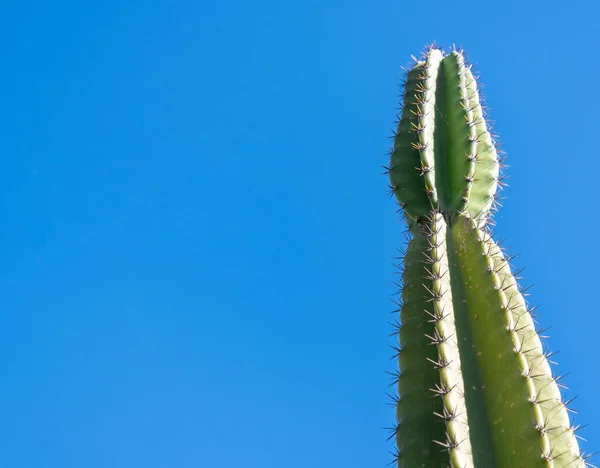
[388,47,590,468]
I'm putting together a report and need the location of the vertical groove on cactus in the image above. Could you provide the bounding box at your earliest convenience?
[388,46,588,468]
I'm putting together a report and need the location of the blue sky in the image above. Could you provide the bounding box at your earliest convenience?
[0,1,598,467]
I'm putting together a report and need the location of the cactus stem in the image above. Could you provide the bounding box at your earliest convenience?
[389,47,589,467]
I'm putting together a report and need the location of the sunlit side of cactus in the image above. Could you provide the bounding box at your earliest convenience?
[387,46,589,468]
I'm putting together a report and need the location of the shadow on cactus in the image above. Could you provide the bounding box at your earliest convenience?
[386,46,593,468]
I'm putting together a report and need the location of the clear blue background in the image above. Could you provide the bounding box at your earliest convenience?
[0,1,598,467]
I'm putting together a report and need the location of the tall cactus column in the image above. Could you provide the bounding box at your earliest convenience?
[388,47,586,467]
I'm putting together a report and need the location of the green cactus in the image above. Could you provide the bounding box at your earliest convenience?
[387,46,590,468]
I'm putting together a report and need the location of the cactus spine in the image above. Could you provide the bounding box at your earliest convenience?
[388,47,588,467]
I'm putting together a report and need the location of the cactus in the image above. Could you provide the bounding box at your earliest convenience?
[387,46,590,467]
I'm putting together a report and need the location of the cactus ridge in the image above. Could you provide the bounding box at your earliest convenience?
[387,46,591,468]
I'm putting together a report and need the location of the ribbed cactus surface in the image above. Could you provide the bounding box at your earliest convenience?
[388,47,588,468]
